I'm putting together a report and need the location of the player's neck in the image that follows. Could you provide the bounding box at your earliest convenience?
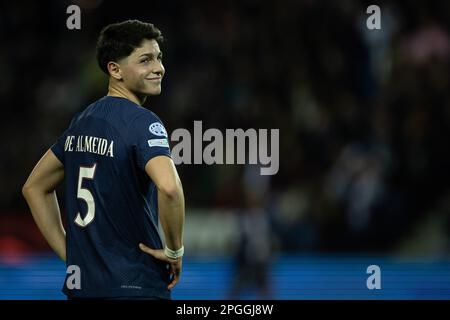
[107,82,147,106]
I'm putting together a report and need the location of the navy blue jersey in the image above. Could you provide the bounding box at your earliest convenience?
[51,96,172,299]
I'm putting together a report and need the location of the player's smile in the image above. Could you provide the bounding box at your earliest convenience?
[145,77,162,82]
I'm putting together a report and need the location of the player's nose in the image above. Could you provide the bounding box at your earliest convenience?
[152,61,165,78]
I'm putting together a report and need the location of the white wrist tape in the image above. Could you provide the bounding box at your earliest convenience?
[164,246,184,259]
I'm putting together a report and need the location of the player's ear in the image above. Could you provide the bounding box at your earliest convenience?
[107,61,122,80]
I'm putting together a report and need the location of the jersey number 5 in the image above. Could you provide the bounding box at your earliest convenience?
[74,164,97,227]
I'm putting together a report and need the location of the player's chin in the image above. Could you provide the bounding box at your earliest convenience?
[142,86,162,96]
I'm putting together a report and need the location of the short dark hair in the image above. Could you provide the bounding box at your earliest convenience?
[96,20,164,75]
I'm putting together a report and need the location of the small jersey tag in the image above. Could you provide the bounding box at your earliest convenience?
[148,138,169,148]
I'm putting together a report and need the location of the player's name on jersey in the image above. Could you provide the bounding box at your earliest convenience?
[64,135,114,158]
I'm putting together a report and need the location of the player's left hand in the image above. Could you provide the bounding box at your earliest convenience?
[139,243,182,290]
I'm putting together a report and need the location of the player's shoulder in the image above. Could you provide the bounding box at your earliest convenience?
[98,96,160,122]
[129,104,165,127]
[129,108,168,139]
[80,96,157,124]
[73,96,166,134]
[71,97,105,120]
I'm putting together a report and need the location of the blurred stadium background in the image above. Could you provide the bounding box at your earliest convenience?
[1,0,450,299]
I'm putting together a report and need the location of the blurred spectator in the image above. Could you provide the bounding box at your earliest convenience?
[229,166,273,299]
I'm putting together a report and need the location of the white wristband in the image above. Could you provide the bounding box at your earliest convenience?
[164,246,184,259]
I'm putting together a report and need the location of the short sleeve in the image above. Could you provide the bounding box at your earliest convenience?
[50,135,66,165]
[50,112,80,166]
[128,112,171,171]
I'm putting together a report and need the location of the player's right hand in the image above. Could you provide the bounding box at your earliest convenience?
[139,243,182,290]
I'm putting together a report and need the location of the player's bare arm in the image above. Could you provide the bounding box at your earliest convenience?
[22,149,66,262]
[139,155,185,289]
